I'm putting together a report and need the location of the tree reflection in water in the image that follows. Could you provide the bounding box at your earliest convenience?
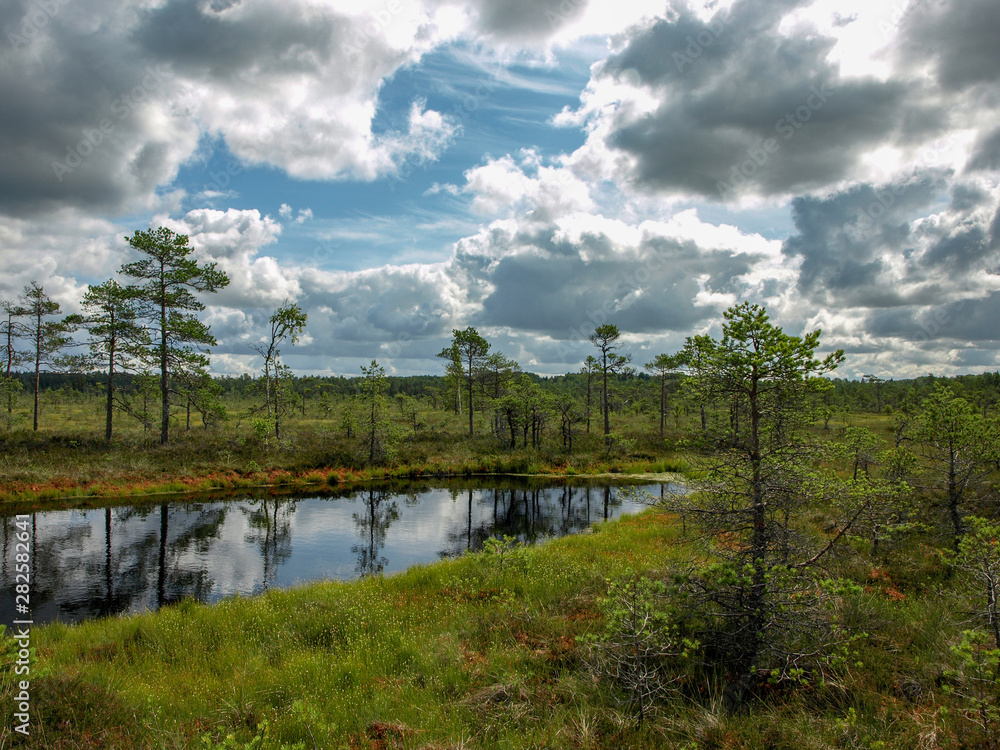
[352,488,399,576]
[242,497,295,591]
[0,479,662,626]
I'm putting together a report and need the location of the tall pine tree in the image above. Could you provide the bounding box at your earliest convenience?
[121,227,229,445]
[78,280,150,442]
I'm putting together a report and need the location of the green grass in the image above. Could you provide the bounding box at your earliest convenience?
[0,390,699,507]
[3,509,995,749]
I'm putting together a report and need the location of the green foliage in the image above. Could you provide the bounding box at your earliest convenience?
[201,718,306,750]
[481,534,528,593]
[589,323,632,445]
[913,385,997,550]
[78,279,151,441]
[249,416,275,448]
[121,226,230,445]
[584,576,697,725]
[944,629,1000,744]
[360,360,396,464]
[17,281,81,431]
[645,351,687,437]
[339,397,359,439]
[0,373,21,428]
[447,326,490,436]
[253,301,307,438]
[669,302,848,709]
[956,516,1000,650]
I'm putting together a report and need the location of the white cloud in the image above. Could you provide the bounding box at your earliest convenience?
[2,0,999,381]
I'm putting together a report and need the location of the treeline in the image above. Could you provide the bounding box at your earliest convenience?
[2,223,999,449]
[11,368,1000,409]
[4,339,1000,453]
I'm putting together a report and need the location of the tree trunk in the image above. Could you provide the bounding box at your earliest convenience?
[368,398,377,463]
[728,373,767,712]
[602,351,610,445]
[987,575,999,650]
[159,292,169,445]
[105,343,115,443]
[467,356,474,437]
[32,325,40,431]
[659,374,665,438]
[949,449,961,552]
[264,360,272,418]
[585,373,592,433]
[6,317,14,417]
[274,385,281,440]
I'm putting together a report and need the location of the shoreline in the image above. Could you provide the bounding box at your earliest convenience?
[0,462,685,513]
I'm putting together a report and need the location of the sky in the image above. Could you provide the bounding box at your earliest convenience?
[1,0,998,379]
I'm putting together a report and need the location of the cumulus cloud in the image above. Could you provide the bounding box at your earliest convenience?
[0,0,467,223]
[558,0,994,201]
[159,207,296,312]
[0,209,125,305]
[461,153,595,218]
[896,0,1000,92]
[3,0,1000,381]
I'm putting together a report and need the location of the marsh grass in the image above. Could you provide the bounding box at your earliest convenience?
[1,509,994,749]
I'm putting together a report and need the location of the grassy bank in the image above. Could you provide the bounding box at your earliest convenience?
[2,507,994,749]
[0,417,692,510]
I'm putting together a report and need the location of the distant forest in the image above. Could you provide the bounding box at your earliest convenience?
[12,368,1000,416]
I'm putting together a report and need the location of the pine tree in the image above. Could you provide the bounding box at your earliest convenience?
[78,280,150,442]
[120,227,230,445]
[18,282,80,431]
[673,302,845,709]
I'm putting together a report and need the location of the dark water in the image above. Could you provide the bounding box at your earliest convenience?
[0,478,677,626]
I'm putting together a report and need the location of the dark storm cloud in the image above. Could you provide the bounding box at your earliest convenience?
[297,267,453,346]
[0,6,181,216]
[898,0,1000,91]
[782,173,947,301]
[457,0,589,41]
[966,127,1000,173]
[594,0,920,198]
[132,0,352,81]
[474,225,759,336]
[866,292,1000,343]
[0,0,462,217]
[922,227,991,273]
[950,183,990,212]
[602,0,797,89]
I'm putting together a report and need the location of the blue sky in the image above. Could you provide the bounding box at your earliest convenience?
[173,42,603,270]
[1,0,998,378]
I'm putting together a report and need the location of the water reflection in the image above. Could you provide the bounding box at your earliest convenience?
[0,478,675,626]
[241,499,294,590]
[352,488,399,576]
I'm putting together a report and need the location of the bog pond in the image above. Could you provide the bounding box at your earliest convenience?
[0,477,679,626]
